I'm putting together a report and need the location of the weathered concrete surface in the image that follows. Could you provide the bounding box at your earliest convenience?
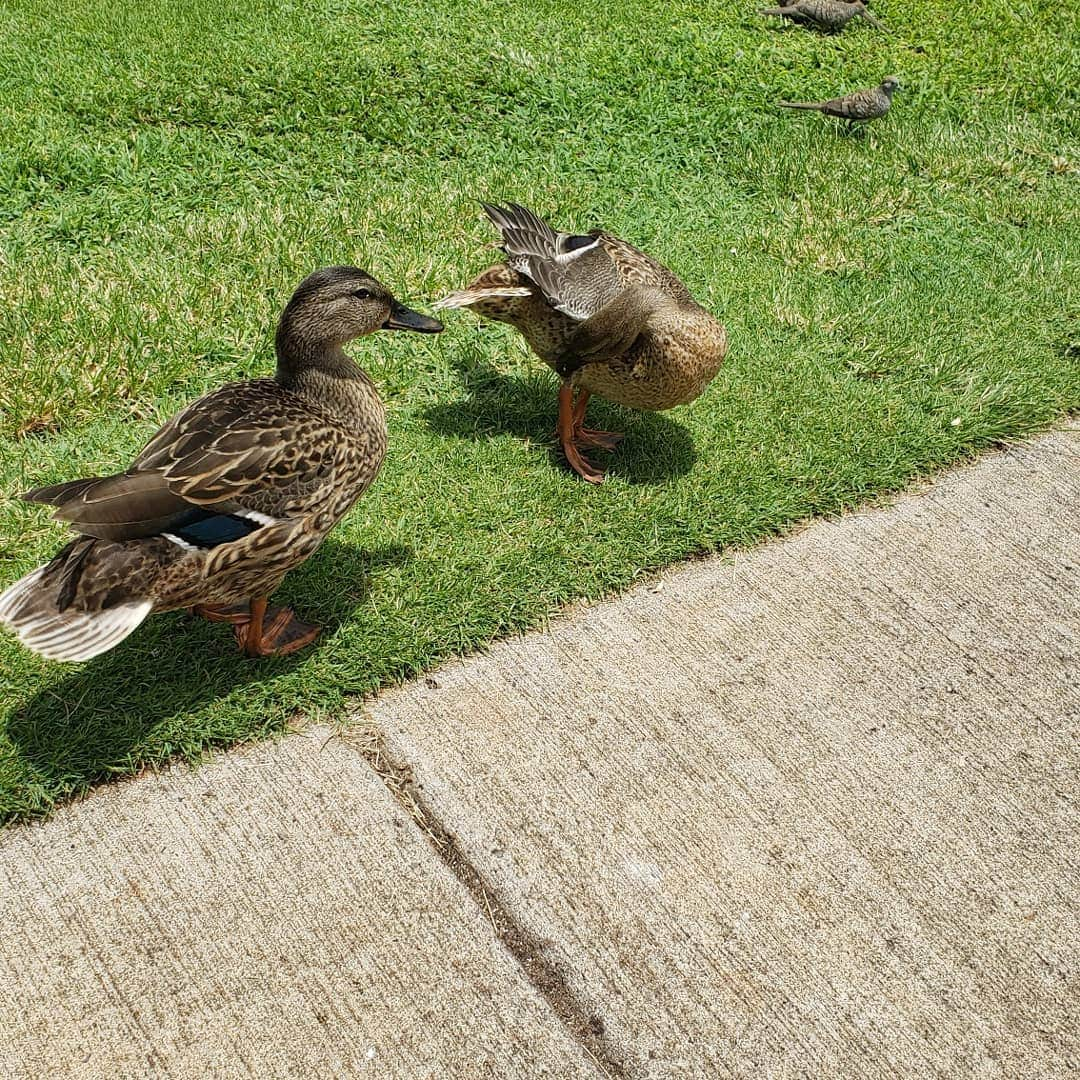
[373,425,1080,1079]
[0,733,600,1079]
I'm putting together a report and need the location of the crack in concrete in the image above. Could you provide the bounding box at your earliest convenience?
[338,726,630,1080]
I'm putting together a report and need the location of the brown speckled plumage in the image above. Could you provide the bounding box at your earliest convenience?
[437,204,727,481]
[0,267,442,661]
[436,200,725,436]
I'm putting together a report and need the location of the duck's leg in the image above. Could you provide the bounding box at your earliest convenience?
[227,596,322,657]
[191,603,250,624]
[552,286,671,483]
[571,390,624,451]
[557,382,605,484]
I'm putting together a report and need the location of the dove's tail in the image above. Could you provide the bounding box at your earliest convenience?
[778,101,823,111]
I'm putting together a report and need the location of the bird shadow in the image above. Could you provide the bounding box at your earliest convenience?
[2,540,412,818]
[423,349,697,484]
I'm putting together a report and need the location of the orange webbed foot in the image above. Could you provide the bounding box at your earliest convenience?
[561,439,606,484]
[233,605,322,657]
[191,603,251,625]
[573,426,624,452]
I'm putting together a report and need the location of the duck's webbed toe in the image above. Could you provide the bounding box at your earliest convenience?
[231,601,321,657]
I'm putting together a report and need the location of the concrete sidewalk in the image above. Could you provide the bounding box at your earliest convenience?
[1,424,1077,1078]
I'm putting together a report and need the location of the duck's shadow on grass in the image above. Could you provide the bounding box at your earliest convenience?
[3,540,412,818]
[423,352,697,484]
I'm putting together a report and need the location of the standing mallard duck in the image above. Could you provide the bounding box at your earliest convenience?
[436,203,727,482]
[0,267,442,662]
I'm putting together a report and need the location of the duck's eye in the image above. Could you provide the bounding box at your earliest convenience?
[352,288,371,300]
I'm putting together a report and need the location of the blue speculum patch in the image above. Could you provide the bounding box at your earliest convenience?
[171,512,261,548]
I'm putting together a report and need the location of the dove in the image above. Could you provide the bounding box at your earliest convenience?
[759,0,886,31]
[779,76,900,125]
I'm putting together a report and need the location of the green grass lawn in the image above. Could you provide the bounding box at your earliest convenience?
[1,0,1077,820]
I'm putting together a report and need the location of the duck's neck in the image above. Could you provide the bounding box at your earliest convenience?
[275,333,384,428]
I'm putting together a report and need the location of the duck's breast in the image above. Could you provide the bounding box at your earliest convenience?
[578,303,727,411]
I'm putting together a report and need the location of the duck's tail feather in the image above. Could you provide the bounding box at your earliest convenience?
[0,542,153,662]
[433,286,533,310]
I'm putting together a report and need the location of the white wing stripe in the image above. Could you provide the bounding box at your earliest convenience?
[553,237,602,264]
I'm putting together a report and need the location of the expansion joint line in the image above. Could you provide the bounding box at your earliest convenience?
[339,725,630,1080]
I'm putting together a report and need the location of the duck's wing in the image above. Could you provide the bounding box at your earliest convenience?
[25,381,334,542]
[24,469,215,542]
[131,380,332,503]
[481,202,623,321]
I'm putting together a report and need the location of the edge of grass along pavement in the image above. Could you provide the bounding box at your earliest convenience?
[0,0,1077,819]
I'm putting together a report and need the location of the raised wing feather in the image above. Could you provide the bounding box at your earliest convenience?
[481,202,561,265]
[482,202,623,321]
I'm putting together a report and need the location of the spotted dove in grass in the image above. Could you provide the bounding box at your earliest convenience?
[779,76,899,125]
[759,0,886,31]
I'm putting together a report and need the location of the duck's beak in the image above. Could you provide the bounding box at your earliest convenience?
[382,300,443,333]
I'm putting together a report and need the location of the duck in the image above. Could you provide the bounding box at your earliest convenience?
[436,203,728,483]
[0,266,442,662]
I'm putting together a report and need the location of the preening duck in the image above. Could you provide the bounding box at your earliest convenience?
[437,203,727,482]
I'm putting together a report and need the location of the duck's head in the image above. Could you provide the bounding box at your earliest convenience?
[277,266,443,360]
